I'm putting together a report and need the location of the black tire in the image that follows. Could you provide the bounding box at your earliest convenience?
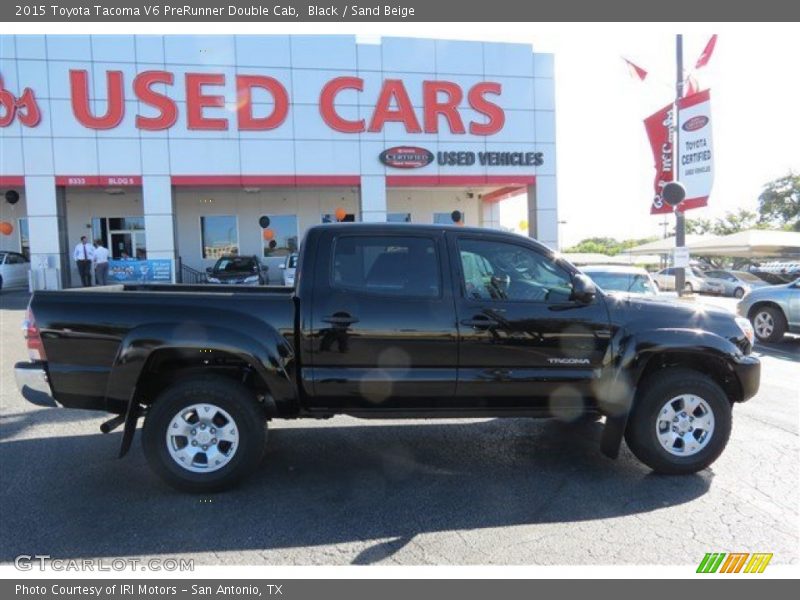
[683,282,693,293]
[625,368,732,475]
[142,375,267,492]
[733,287,745,299]
[750,305,787,343]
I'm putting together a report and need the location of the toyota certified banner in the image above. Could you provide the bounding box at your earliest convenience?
[677,89,714,210]
[647,90,714,214]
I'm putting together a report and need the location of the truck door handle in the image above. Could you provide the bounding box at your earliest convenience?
[460,314,496,329]
[323,313,359,326]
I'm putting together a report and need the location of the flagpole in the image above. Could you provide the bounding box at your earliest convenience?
[674,34,686,296]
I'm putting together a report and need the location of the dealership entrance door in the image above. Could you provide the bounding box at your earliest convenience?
[94,217,147,260]
[64,188,145,287]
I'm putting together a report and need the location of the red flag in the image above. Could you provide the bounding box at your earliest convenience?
[644,103,675,215]
[695,34,718,69]
[685,74,700,97]
[623,57,648,81]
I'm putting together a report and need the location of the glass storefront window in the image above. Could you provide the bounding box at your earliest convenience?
[108,217,144,230]
[433,212,454,224]
[201,215,239,259]
[262,215,298,257]
[322,213,356,223]
[18,218,29,259]
[387,213,412,223]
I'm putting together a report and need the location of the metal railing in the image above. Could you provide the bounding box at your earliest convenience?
[177,258,207,284]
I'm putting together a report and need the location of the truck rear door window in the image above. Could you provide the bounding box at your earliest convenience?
[331,236,441,298]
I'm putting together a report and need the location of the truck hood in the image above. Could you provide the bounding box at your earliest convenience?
[604,292,743,340]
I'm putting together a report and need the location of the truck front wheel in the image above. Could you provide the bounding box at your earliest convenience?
[142,376,267,492]
[624,368,732,475]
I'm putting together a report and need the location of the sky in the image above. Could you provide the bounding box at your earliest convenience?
[359,23,800,247]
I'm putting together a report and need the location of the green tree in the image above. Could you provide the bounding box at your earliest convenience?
[758,173,800,231]
[565,236,657,256]
[682,209,764,237]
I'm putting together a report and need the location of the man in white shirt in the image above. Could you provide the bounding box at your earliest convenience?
[93,239,110,286]
[73,235,95,286]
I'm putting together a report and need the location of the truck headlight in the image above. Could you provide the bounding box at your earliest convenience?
[735,317,755,345]
[244,275,260,284]
[207,277,220,283]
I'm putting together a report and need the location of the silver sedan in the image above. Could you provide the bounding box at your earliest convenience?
[736,280,800,342]
[704,269,769,299]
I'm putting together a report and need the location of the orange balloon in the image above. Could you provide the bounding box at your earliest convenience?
[262,228,275,241]
[334,207,347,222]
[0,221,13,236]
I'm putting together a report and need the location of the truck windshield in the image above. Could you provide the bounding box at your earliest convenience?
[213,257,256,272]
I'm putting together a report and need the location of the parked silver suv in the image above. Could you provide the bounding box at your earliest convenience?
[736,280,800,342]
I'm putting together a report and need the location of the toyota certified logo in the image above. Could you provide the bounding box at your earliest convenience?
[682,115,709,132]
[379,146,434,169]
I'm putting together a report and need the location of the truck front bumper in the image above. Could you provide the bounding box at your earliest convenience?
[14,362,58,407]
[733,354,761,402]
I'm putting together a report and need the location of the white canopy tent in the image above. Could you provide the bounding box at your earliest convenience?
[687,229,800,258]
[626,235,710,255]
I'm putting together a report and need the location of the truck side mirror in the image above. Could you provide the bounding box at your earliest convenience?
[571,273,596,304]
[205,267,213,274]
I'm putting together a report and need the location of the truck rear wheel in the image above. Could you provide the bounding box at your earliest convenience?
[142,376,267,492]
[624,368,731,475]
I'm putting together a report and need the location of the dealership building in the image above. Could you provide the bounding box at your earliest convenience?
[0,34,557,286]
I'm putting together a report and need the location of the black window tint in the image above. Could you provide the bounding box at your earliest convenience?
[458,239,573,303]
[332,236,440,297]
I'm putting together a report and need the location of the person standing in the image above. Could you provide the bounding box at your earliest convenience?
[93,239,110,286]
[73,235,95,287]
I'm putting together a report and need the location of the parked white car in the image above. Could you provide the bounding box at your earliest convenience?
[581,265,659,296]
[280,253,298,287]
[651,267,724,294]
[0,251,30,292]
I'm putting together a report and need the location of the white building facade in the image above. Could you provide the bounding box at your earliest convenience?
[0,34,557,286]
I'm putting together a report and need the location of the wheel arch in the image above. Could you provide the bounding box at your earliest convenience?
[599,329,743,459]
[106,320,297,457]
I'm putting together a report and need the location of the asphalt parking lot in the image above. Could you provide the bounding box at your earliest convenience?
[1,289,797,566]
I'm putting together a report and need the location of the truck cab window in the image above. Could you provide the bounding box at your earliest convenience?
[332,236,440,298]
[458,239,573,303]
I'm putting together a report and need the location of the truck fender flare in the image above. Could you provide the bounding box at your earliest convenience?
[599,328,740,459]
[107,322,294,457]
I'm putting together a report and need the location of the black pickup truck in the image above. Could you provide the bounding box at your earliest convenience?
[15,224,760,491]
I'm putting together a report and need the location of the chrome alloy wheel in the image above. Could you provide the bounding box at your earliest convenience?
[753,311,774,340]
[166,403,239,473]
[655,394,715,457]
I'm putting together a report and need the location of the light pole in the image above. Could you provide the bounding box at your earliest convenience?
[674,34,687,296]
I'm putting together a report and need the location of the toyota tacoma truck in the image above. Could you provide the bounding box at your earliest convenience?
[15,224,760,492]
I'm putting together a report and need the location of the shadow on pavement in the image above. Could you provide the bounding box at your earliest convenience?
[0,290,31,311]
[0,418,712,564]
[755,336,800,362]
[0,408,106,441]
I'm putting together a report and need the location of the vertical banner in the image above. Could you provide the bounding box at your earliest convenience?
[645,103,675,215]
[677,89,713,210]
